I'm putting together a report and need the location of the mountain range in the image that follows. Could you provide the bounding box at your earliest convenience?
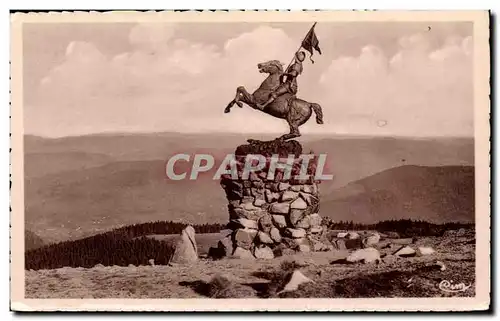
[23,133,475,243]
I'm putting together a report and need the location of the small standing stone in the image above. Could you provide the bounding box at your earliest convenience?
[169,226,198,264]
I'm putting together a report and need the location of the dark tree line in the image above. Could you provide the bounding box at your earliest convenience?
[26,220,224,271]
[322,218,474,238]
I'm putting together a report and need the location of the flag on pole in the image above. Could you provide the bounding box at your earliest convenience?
[301,22,322,63]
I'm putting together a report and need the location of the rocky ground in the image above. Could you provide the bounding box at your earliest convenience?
[25,233,475,298]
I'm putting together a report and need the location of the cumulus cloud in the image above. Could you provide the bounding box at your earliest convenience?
[27,24,299,137]
[26,25,473,138]
[318,34,473,137]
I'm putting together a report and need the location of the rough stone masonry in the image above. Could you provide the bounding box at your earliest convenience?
[220,139,333,259]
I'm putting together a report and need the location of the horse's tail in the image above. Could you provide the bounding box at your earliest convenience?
[310,103,324,124]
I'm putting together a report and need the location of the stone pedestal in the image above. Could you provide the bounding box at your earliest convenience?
[220,139,332,259]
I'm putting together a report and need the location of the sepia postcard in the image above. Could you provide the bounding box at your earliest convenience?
[10,10,490,312]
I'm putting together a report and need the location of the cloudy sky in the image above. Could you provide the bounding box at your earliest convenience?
[23,21,473,138]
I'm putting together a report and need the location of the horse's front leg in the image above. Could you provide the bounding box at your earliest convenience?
[234,86,251,107]
[224,99,236,113]
[225,86,247,113]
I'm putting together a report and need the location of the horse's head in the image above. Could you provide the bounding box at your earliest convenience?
[257,60,284,75]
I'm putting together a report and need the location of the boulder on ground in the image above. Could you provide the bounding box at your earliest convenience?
[346,232,360,240]
[393,246,416,257]
[232,247,255,259]
[337,232,348,238]
[436,260,446,271]
[169,226,198,264]
[254,246,274,259]
[346,248,381,263]
[277,270,314,294]
[362,232,380,247]
[416,246,436,256]
[382,254,398,264]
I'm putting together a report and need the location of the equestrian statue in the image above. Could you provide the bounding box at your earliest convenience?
[224,22,324,142]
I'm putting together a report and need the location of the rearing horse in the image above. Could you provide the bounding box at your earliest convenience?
[224,60,324,141]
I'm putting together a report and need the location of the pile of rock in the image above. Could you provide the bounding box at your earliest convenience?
[220,140,332,259]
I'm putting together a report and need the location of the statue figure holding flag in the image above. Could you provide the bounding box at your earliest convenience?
[224,22,325,141]
[256,50,305,110]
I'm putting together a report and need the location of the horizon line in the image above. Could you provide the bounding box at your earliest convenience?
[23,131,475,140]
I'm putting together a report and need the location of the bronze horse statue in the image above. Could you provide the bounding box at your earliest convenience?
[224,60,324,141]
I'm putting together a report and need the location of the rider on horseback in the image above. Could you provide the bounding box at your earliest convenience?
[256,51,306,110]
